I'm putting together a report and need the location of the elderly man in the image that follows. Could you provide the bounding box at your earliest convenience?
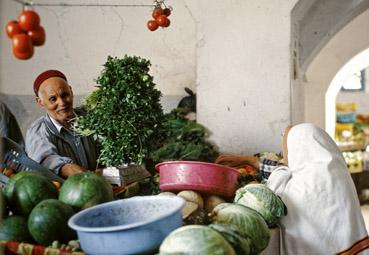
[25,70,99,177]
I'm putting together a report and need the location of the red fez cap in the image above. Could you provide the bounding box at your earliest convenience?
[34,70,67,96]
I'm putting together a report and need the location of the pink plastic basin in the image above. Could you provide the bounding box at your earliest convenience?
[155,161,241,198]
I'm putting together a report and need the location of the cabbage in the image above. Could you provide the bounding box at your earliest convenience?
[234,184,286,227]
[212,203,270,254]
[159,225,235,255]
[209,224,251,255]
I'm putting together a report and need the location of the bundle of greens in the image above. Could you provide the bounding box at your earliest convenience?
[74,55,166,167]
[150,108,219,163]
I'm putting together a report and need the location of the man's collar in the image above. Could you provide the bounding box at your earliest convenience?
[49,116,64,133]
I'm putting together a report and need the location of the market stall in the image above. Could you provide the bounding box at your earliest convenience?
[335,102,369,201]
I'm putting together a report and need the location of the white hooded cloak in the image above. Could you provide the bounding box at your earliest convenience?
[267,123,369,255]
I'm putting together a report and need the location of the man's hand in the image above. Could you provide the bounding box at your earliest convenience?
[60,163,87,177]
[215,154,260,169]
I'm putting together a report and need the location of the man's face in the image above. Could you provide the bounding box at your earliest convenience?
[36,77,74,126]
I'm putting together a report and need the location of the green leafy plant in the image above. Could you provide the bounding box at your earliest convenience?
[75,55,165,167]
[150,108,219,163]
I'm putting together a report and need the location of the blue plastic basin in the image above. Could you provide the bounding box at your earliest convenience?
[68,195,184,255]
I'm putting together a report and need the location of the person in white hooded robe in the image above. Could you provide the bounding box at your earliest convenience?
[217,123,369,254]
[266,123,369,254]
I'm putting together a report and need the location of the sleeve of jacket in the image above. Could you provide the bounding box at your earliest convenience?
[25,118,73,175]
[0,103,9,138]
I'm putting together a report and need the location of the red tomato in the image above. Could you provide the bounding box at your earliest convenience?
[147,20,159,31]
[13,45,34,60]
[156,15,169,27]
[5,20,24,38]
[18,10,40,31]
[12,33,33,54]
[28,25,45,46]
[152,7,164,19]
[163,18,170,28]
[163,8,171,17]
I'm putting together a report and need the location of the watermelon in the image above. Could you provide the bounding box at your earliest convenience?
[13,174,58,215]
[1,189,8,218]
[3,171,40,207]
[28,199,76,246]
[59,172,114,211]
[0,215,32,242]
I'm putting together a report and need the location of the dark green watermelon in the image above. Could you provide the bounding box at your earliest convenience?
[0,215,32,242]
[28,199,76,246]
[1,189,8,218]
[59,172,114,211]
[13,174,58,215]
[3,171,40,208]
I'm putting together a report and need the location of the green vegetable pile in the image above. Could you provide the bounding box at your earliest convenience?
[234,184,287,227]
[211,203,270,254]
[1,171,113,246]
[75,55,166,167]
[150,108,219,163]
[160,225,236,255]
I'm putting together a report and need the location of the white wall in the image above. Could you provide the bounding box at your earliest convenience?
[1,0,299,155]
[0,0,197,96]
[0,0,197,134]
[195,0,297,154]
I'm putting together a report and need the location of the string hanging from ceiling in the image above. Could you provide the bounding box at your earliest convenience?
[10,0,156,7]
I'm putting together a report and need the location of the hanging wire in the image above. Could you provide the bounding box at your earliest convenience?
[10,0,155,7]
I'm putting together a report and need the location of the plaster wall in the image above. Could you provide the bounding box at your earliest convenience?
[195,0,297,154]
[0,0,195,133]
[1,0,298,155]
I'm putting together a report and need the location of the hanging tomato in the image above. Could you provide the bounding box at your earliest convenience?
[163,19,170,28]
[18,10,40,31]
[163,8,171,17]
[156,15,169,27]
[12,33,33,54]
[152,7,164,19]
[28,26,45,46]
[5,20,24,38]
[147,20,159,31]
[13,46,34,60]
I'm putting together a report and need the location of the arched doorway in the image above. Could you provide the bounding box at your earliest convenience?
[326,49,369,138]
[291,0,369,132]
[293,1,369,228]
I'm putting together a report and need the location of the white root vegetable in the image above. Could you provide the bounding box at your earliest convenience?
[204,195,226,214]
[182,201,199,219]
[177,190,204,208]
[158,192,176,196]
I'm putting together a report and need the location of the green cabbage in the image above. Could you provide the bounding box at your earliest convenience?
[159,225,235,255]
[209,224,251,255]
[234,184,286,227]
[212,203,270,254]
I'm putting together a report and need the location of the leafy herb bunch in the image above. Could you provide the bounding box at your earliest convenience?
[150,108,219,163]
[75,55,165,167]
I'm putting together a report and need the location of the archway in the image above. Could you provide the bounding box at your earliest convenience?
[291,0,369,132]
[326,49,369,137]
